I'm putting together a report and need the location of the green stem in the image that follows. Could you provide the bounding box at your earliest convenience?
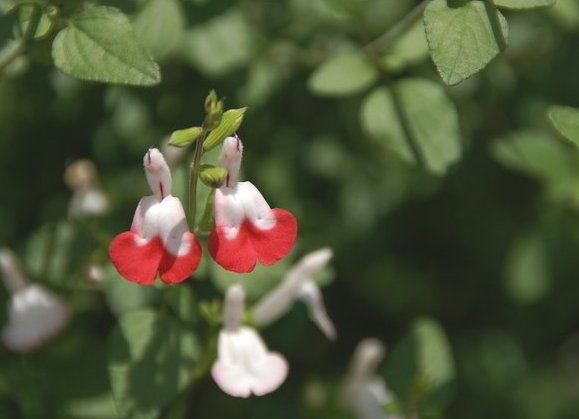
[365,0,432,54]
[188,130,208,229]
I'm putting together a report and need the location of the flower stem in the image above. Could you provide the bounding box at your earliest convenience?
[188,130,208,229]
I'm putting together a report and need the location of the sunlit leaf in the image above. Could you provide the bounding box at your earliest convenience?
[308,51,378,97]
[380,20,429,72]
[133,0,185,60]
[203,107,247,151]
[360,78,461,175]
[424,0,509,85]
[17,4,53,40]
[548,105,579,148]
[52,6,161,86]
[505,232,550,304]
[494,0,555,9]
[108,310,200,418]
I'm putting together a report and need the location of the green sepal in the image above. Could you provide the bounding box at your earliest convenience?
[203,89,224,130]
[198,188,216,233]
[169,126,203,147]
[199,165,227,188]
[203,107,247,151]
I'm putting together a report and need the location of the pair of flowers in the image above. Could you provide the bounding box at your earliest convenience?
[109,136,298,285]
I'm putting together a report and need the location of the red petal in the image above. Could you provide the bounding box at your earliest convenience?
[109,232,163,285]
[251,209,298,265]
[159,232,203,283]
[208,224,257,273]
[209,209,298,273]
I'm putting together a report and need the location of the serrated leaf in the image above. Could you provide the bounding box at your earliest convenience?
[203,107,247,151]
[183,10,256,77]
[199,164,228,188]
[133,0,185,60]
[548,105,579,148]
[494,0,555,9]
[52,6,161,86]
[424,0,509,85]
[169,126,202,147]
[108,310,200,418]
[360,78,461,175]
[308,51,378,97]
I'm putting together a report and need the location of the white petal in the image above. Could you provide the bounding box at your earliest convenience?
[223,284,245,331]
[298,281,337,340]
[0,248,28,293]
[68,188,110,218]
[218,136,243,187]
[2,285,70,352]
[132,195,192,257]
[252,248,333,327]
[144,148,172,200]
[211,327,288,397]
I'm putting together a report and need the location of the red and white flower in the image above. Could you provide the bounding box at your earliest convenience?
[109,148,201,285]
[209,136,298,273]
[0,248,70,352]
[212,285,288,397]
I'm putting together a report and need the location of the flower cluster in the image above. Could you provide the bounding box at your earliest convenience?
[109,136,298,284]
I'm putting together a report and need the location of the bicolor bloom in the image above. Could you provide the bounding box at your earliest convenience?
[0,248,70,352]
[208,136,298,273]
[342,338,399,419]
[212,284,288,398]
[109,148,201,285]
[252,248,336,340]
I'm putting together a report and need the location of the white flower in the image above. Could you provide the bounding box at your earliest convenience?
[342,338,399,419]
[252,248,336,340]
[64,159,110,218]
[0,248,70,352]
[211,285,288,398]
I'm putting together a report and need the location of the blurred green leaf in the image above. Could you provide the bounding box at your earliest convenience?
[199,164,227,188]
[108,310,200,418]
[133,0,185,60]
[103,263,160,316]
[494,0,555,9]
[169,126,202,147]
[17,4,53,40]
[424,0,509,85]
[203,107,247,151]
[548,105,579,147]
[0,0,16,14]
[308,51,378,97]
[66,393,118,419]
[379,20,429,72]
[548,0,579,29]
[164,285,197,327]
[360,78,461,174]
[183,9,257,77]
[505,231,550,304]
[52,6,161,86]
[414,317,455,388]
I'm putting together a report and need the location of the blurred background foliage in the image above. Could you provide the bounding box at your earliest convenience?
[1,0,579,418]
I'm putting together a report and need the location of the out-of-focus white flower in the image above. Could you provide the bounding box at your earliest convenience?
[211,284,288,398]
[0,248,70,352]
[160,136,188,168]
[64,159,110,218]
[342,338,399,419]
[252,248,336,340]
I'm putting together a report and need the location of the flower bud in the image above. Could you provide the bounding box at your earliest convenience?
[144,148,172,200]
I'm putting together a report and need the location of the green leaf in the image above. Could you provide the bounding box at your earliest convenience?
[108,310,200,418]
[203,107,247,151]
[505,232,550,304]
[548,105,579,147]
[414,317,455,388]
[52,6,161,86]
[379,20,429,72]
[308,51,378,97]
[199,164,228,188]
[66,394,118,419]
[360,78,461,175]
[133,0,185,60]
[169,126,203,147]
[17,4,53,40]
[164,286,197,327]
[102,263,160,316]
[424,0,509,85]
[183,10,256,77]
[494,0,555,9]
